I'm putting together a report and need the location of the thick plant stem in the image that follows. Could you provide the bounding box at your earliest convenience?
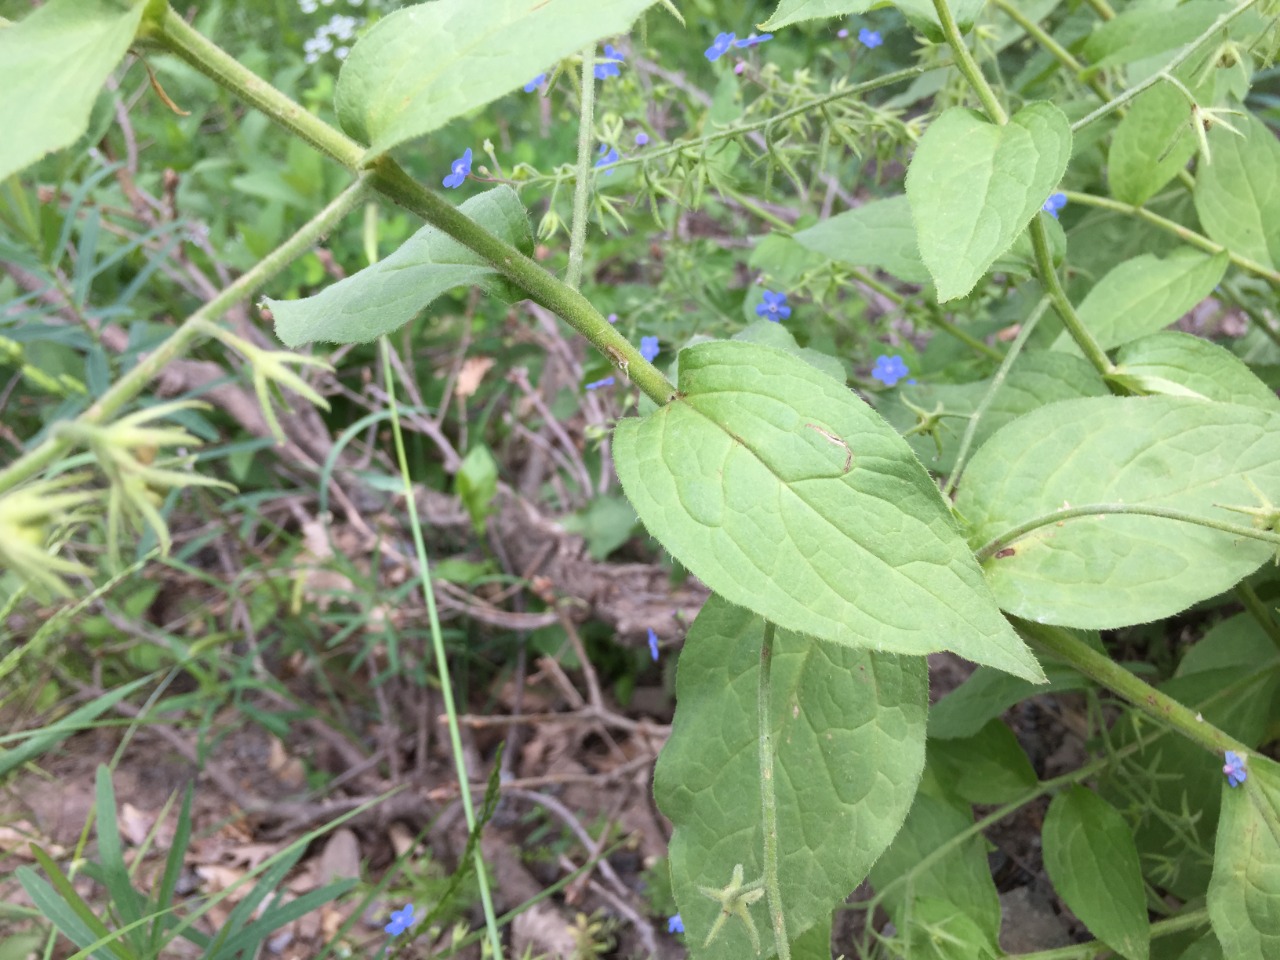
[565,47,597,291]
[152,6,677,406]
[1029,217,1115,375]
[1016,621,1248,757]
[757,621,791,960]
[381,339,503,960]
[0,176,374,497]
[931,0,1007,124]
[974,501,1280,561]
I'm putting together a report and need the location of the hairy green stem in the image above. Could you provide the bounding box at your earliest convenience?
[993,0,1110,102]
[932,0,1007,124]
[1016,620,1248,756]
[943,297,1050,498]
[975,501,1280,561]
[565,47,598,291]
[1029,216,1115,375]
[1064,190,1280,286]
[152,6,677,406]
[1071,0,1261,132]
[381,338,503,959]
[0,176,374,497]
[1234,580,1280,652]
[757,621,791,960]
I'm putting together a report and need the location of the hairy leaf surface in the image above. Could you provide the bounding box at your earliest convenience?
[614,340,1043,680]
[654,596,927,959]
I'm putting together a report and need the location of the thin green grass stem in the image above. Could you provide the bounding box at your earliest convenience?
[378,338,503,960]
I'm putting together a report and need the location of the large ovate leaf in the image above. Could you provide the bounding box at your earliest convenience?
[654,596,927,959]
[613,340,1043,681]
[0,0,146,182]
[1207,757,1280,960]
[906,102,1072,302]
[869,792,1002,948]
[267,187,532,347]
[1194,112,1280,270]
[1082,1,1226,74]
[1051,248,1228,354]
[926,719,1038,805]
[1043,787,1150,960]
[335,0,658,159]
[1111,332,1280,411]
[956,396,1280,629]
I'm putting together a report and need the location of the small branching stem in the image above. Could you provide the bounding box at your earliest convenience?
[565,46,597,291]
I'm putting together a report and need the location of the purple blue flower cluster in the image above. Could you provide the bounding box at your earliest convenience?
[595,44,624,79]
[442,148,472,189]
[756,290,791,322]
[705,31,774,62]
[1043,192,1067,218]
[668,914,684,934]
[386,904,415,936]
[1223,750,1247,788]
[871,355,911,387]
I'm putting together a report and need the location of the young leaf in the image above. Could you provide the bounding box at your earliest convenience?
[654,596,927,959]
[906,102,1071,301]
[266,187,532,347]
[1051,249,1228,354]
[1112,333,1280,412]
[1043,787,1150,960]
[0,0,146,182]
[456,444,499,536]
[1207,756,1280,960]
[334,0,659,159]
[1194,112,1280,270]
[926,719,1038,805]
[613,340,1043,681]
[793,195,932,285]
[927,663,1091,740]
[956,396,1280,629]
[761,0,875,31]
[869,792,1002,947]
[1108,82,1198,205]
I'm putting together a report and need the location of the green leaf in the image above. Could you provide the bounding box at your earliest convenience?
[903,898,1001,960]
[0,0,146,182]
[335,0,658,159]
[560,495,638,560]
[1043,787,1150,960]
[1111,333,1280,412]
[267,187,532,347]
[907,102,1072,301]
[1052,248,1229,354]
[789,915,833,960]
[1194,112,1280,270]
[793,195,932,285]
[93,767,146,953]
[1176,933,1225,960]
[869,792,1002,946]
[1207,756,1280,959]
[1083,2,1228,75]
[732,320,847,384]
[654,595,927,959]
[880,352,1107,475]
[613,340,1043,680]
[927,664,1091,740]
[456,444,499,535]
[1109,82,1198,205]
[761,0,875,31]
[956,396,1280,629]
[927,719,1038,805]
[1178,613,1280,678]
[891,0,986,39]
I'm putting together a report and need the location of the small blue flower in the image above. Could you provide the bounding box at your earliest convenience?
[756,290,791,322]
[668,914,684,934]
[1043,192,1067,218]
[640,335,660,363]
[595,44,623,79]
[1224,751,1247,788]
[635,131,650,146]
[385,904,416,936]
[524,74,546,93]
[595,145,620,175]
[871,354,910,387]
[648,628,660,661]
[585,376,615,390]
[705,32,736,61]
[734,33,773,49]
[859,28,883,48]
[442,148,472,189]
